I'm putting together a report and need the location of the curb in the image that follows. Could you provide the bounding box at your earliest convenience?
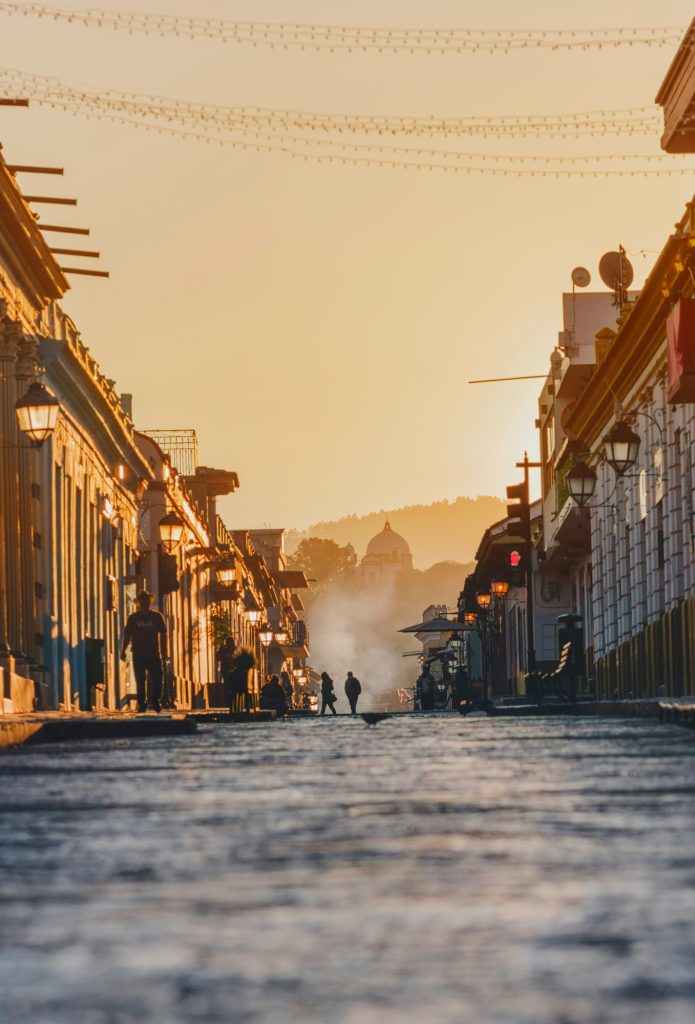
[0,715,197,750]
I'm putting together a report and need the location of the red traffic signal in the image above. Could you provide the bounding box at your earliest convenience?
[509,549,522,568]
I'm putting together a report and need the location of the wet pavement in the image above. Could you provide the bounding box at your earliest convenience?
[1,714,694,1024]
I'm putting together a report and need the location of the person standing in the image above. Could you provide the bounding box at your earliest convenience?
[121,590,168,712]
[320,671,338,716]
[216,635,236,706]
[280,669,294,711]
[344,671,362,715]
[418,666,436,712]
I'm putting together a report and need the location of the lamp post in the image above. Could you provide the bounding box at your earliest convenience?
[490,579,510,599]
[15,381,60,445]
[476,591,492,611]
[463,611,477,626]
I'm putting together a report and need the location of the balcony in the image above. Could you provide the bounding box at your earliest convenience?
[283,620,310,656]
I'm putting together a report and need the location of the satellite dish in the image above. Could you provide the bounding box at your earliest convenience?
[571,267,591,288]
[598,251,634,291]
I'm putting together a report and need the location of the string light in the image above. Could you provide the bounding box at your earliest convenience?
[9,103,692,178]
[0,68,669,140]
[1,67,693,177]
[0,3,686,55]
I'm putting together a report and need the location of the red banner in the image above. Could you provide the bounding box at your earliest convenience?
[667,297,695,403]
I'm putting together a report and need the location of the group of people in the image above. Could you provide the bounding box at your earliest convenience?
[259,670,294,717]
[259,670,362,717]
[319,671,362,715]
[121,591,366,719]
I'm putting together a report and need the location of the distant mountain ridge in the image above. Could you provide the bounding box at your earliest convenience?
[286,495,506,570]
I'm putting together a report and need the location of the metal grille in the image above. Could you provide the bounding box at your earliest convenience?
[141,429,198,476]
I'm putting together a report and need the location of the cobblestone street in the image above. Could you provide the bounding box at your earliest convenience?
[1,716,695,1024]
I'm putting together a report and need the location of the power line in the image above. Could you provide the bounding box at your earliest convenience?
[0,3,685,55]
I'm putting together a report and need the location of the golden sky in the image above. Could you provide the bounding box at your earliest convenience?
[1,0,693,529]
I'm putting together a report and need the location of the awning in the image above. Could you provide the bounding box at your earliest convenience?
[272,570,309,589]
[399,617,470,634]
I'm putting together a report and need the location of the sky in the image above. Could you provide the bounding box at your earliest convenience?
[0,0,693,530]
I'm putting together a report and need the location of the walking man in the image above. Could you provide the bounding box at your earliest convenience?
[344,671,362,715]
[121,590,168,712]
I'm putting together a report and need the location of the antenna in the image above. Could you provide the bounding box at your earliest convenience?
[567,267,591,350]
[598,246,633,309]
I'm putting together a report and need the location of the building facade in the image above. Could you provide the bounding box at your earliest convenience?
[0,151,153,712]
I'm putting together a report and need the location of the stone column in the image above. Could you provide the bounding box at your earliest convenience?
[16,330,40,669]
[0,310,22,659]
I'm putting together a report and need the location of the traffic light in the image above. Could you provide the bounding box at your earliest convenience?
[506,547,525,586]
[158,551,180,594]
[506,479,531,542]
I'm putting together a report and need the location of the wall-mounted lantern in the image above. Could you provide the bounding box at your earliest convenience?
[159,510,185,553]
[15,382,60,444]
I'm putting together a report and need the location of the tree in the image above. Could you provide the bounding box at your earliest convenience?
[287,537,355,583]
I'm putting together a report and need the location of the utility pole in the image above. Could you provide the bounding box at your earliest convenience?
[507,453,541,674]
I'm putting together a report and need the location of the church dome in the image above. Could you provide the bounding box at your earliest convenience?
[366,521,411,558]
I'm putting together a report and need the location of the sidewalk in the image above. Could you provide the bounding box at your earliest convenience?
[0,711,197,750]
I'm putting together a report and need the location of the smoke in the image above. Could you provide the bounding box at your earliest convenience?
[306,577,416,712]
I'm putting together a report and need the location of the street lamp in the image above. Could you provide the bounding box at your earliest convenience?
[159,510,185,553]
[565,460,598,507]
[274,627,288,644]
[476,591,492,611]
[258,623,274,646]
[491,579,510,598]
[603,420,641,477]
[216,559,235,585]
[463,611,477,626]
[15,381,60,444]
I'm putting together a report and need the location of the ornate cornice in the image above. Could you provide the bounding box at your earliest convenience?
[565,198,694,449]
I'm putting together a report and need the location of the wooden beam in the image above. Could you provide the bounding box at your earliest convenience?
[0,99,29,106]
[59,267,110,278]
[23,196,77,205]
[49,247,100,258]
[38,224,90,236]
[7,165,64,175]
[469,375,546,384]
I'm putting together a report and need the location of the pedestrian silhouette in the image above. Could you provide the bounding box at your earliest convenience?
[120,590,167,713]
[216,635,236,706]
[280,669,294,711]
[344,671,362,714]
[260,673,288,717]
[418,666,436,712]
[320,671,338,715]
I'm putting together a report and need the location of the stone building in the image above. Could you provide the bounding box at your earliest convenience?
[0,150,152,711]
[359,521,413,589]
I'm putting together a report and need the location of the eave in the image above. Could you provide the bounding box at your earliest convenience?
[0,156,69,306]
[656,19,695,153]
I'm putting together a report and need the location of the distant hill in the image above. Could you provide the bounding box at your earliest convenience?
[286,495,505,569]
